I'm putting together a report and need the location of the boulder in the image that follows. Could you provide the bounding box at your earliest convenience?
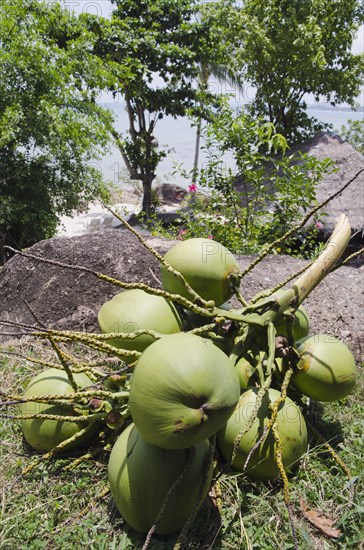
[289,131,364,238]
[235,131,364,239]
[154,183,187,205]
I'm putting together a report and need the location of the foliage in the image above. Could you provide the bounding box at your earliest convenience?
[214,0,364,144]
[189,4,246,186]
[339,118,364,154]
[84,0,219,217]
[0,0,113,261]
[169,102,333,257]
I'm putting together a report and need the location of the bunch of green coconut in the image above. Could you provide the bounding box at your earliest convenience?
[18,217,357,542]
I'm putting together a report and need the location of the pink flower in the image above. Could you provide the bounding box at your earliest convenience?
[207,235,214,240]
[178,229,187,240]
[315,221,324,230]
[188,183,197,193]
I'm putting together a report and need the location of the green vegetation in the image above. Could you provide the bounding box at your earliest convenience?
[339,119,364,154]
[0,0,113,260]
[215,0,364,143]
[1,0,363,250]
[84,0,218,217]
[163,105,333,257]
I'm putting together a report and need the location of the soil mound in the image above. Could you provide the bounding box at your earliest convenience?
[1,229,362,361]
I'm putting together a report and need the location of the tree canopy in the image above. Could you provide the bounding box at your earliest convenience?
[0,0,112,259]
[216,0,364,143]
[84,0,219,216]
[1,0,362,251]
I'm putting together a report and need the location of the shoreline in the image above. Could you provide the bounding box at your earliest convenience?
[56,197,182,238]
[57,201,139,238]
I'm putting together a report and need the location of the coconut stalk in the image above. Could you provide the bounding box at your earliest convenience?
[238,214,351,329]
[293,213,351,302]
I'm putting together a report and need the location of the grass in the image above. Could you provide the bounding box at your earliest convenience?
[0,341,363,550]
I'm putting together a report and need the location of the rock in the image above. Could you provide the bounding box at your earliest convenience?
[0,231,175,334]
[289,131,364,238]
[155,211,184,225]
[235,131,364,239]
[154,183,187,205]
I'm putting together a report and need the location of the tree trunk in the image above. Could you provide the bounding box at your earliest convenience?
[142,177,153,218]
[192,115,202,185]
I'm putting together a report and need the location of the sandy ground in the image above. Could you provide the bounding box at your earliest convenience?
[56,201,139,237]
[56,199,181,237]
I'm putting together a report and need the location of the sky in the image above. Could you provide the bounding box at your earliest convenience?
[62,0,113,17]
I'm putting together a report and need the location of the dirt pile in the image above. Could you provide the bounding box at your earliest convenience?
[1,229,362,361]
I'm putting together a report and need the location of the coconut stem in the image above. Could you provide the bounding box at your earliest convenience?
[243,368,293,473]
[79,329,163,342]
[0,350,61,371]
[251,259,316,302]
[0,349,115,380]
[266,322,276,375]
[272,424,290,503]
[234,289,249,307]
[243,425,269,472]
[330,246,364,271]
[0,412,100,423]
[49,340,79,391]
[241,214,352,340]
[21,424,97,477]
[31,330,142,361]
[272,424,298,550]
[292,213,351,303]
[230,379,272,468]
[22,298,80,393]
[308,423,352,479]
[63,430,115,471]
[272,368,299,549]
[2,388,128,403]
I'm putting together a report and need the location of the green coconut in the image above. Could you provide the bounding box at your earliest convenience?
[21,368,96,452]
[274,305,310,342]
[97,289,182,359]
[108,423,213,535]
[129,333,240,449]
[292,334,356,401]
[160,238,241,305]
[217,388,308,480]
[234,352,258,390]
[229,347,271,390]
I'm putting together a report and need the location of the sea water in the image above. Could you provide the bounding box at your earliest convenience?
[96,102,363,190]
